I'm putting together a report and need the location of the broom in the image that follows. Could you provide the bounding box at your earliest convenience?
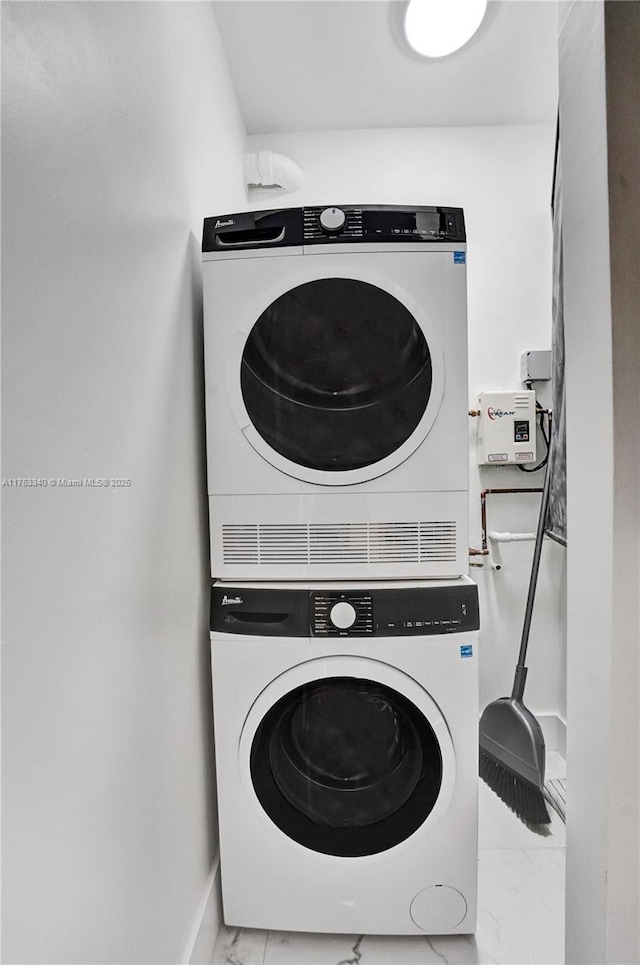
[479,448,554,826]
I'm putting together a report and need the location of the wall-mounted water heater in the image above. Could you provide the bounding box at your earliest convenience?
[476,390,537,465]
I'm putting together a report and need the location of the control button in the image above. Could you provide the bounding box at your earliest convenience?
[329,601,357,630]
[319,207,346,233]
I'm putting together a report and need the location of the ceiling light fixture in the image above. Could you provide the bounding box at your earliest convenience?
[404,0,488,58]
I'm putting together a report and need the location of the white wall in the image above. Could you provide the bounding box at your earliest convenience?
[246,126,566,722]
[559,2,640,961]
[2,3,245,962]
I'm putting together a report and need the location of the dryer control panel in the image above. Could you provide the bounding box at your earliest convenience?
[202,205,466,252]
[211,583,479,638]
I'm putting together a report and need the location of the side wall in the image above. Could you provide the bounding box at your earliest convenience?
[559,1,640,961]
[246,125,566,722]
[1,4,245,962]
[605,3,640,959]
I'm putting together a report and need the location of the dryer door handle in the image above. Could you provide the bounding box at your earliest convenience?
[215,228,286,247]
[226,610,288,625]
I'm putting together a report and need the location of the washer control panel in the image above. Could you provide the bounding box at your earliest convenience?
[211,583,480,637]
[312,593,374,637]
[318,206,347,233]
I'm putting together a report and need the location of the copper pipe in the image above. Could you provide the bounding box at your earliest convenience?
[469,487,543,557]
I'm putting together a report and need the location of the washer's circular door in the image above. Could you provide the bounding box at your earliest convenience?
[238,275,445,486]
[240,658,455,857]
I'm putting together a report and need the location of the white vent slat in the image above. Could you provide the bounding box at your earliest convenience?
[222,521,457,566]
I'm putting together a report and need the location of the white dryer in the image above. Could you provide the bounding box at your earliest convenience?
[202,205,469,580]
[210,577,479,936]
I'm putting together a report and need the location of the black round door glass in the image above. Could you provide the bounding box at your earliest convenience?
[241,279,432,472]
[250,677,443,857]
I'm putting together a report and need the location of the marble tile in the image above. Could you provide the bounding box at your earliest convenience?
[359,933,482,964]
[478,760,566,850]
[263,931,362,965]
[211,924,268,965]
[476,848,565,964]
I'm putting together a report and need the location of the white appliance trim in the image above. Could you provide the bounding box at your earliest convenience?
[210,490,468,580]
[202,242,467,263]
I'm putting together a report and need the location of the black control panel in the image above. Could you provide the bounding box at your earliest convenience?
[210,583,479,638]
[202,205,466,252]
[312,592,374,637]
[514,420,530,442]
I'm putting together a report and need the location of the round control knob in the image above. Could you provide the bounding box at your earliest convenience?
[330,601,357,630]
[319,206,346,233]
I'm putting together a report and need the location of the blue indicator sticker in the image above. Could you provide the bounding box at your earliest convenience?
[454,251,466,264]
[460,645,473,658]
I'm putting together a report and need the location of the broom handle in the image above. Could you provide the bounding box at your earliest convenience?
[511,444,554,701]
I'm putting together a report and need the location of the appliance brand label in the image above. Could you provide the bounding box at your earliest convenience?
[487,407,516,420]
[453,251,466,264]
[215,219,235,229]
[460,645,473,658]
[221,595,243,605]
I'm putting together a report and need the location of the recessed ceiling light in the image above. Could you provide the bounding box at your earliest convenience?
[404,0,488,58]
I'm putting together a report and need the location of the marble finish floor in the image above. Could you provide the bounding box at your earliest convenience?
[212,753,566,965]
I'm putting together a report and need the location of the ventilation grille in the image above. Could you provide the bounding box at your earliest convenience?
[514,394,532,408]
[222,521,457,566]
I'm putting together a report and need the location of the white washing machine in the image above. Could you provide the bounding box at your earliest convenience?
[202,205,469,581]
[210,577,479,935]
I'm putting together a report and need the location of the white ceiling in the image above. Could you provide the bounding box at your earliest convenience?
[213,1,559,135]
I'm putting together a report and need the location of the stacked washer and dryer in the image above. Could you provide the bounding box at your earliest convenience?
[202,205,480,936]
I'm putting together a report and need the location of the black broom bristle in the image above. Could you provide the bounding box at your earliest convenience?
[480,747,551,827]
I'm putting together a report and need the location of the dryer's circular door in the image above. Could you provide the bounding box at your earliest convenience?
[241,658,455,857]
[239,277,442,484]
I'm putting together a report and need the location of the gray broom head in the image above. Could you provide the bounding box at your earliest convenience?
[480,696,551,826]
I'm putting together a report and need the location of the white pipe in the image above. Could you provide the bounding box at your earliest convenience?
[488,531,537,542]
[243,151,304,194]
